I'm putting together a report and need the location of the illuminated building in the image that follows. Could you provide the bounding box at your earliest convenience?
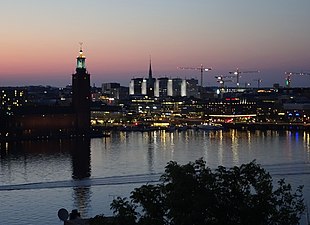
[72,45,91,133]
[0,87,27,115]
[184,78,199,98]
[101,83,129,101]
[129,59,154,97]
[102,83,120,99]
[154,77,169,98]
[0,46,93,140]
[206,98,257,122]
[129,78,145,96]
[171,78,183,97]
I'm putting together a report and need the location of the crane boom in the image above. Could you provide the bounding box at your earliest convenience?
[253,79,262,88]
[284,71,310,88]
[178,64,212,87]
[215,75,233,88]
[229,68,260,86]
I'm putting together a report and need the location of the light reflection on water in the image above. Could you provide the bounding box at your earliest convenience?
[0,129,310,225]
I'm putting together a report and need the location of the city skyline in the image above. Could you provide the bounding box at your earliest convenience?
[1,0,310,87]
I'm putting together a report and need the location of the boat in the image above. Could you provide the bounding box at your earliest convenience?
[197,123,223,130]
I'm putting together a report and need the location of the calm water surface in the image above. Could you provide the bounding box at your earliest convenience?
[1,129,310,225]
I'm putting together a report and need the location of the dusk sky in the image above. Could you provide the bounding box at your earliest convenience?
[1,0,310,87]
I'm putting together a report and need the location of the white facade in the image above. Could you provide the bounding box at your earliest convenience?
[154,80,160,97]
[129,77,198,98]
[181,79,187,97]
[129,80,135,95]
[167,79,173,96]
[142,79,147,95]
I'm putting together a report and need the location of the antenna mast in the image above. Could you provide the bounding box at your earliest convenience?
[79,42,83,51]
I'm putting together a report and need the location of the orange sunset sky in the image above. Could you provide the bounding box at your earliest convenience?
[1,0,310,87]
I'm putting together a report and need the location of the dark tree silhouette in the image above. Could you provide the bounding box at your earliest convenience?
[95,159,305,225]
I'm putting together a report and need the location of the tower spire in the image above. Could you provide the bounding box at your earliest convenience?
[148,55,152,79]
[146,55,155,97]
[76,42,86,69]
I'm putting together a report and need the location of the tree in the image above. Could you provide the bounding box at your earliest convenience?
[110,197,137,225]
[110,159,305,225]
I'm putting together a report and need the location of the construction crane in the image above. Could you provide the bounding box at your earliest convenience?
[178,64,212,87]
[253,79,262,88]
[229,68,260,87]
[285,72,310,88]
[215,75,234,88]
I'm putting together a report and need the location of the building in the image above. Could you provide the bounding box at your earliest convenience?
[129,78,146,96]
[154,77,169,98]
[154,77,199,98]
[206,97,257,122]
[185,78,199,98]
[72,45,91,133]
[0,46,92,140]
[171,78,183,97]
[129,59,155,97]
[129,59,199,99]
[102,82,129,100]
[0,87,28,116]
[102,83,120,99]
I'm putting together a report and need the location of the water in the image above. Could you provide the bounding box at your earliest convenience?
[0,129,310,225]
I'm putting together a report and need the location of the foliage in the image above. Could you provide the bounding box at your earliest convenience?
[110,197,137,225]
[90,197,137,225]
[89,214,108,225]
[110,159,305,225]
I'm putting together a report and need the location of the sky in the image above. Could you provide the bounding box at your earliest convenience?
[1,0,310,88]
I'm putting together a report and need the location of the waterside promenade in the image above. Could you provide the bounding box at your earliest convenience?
[221,121,310,131]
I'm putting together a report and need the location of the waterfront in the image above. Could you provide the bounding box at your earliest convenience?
[1,129,310,225]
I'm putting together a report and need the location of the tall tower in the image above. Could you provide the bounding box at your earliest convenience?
[72,43,90,134]
[147,57,155,97]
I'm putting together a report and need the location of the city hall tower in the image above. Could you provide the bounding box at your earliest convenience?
[72,43,90,133]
